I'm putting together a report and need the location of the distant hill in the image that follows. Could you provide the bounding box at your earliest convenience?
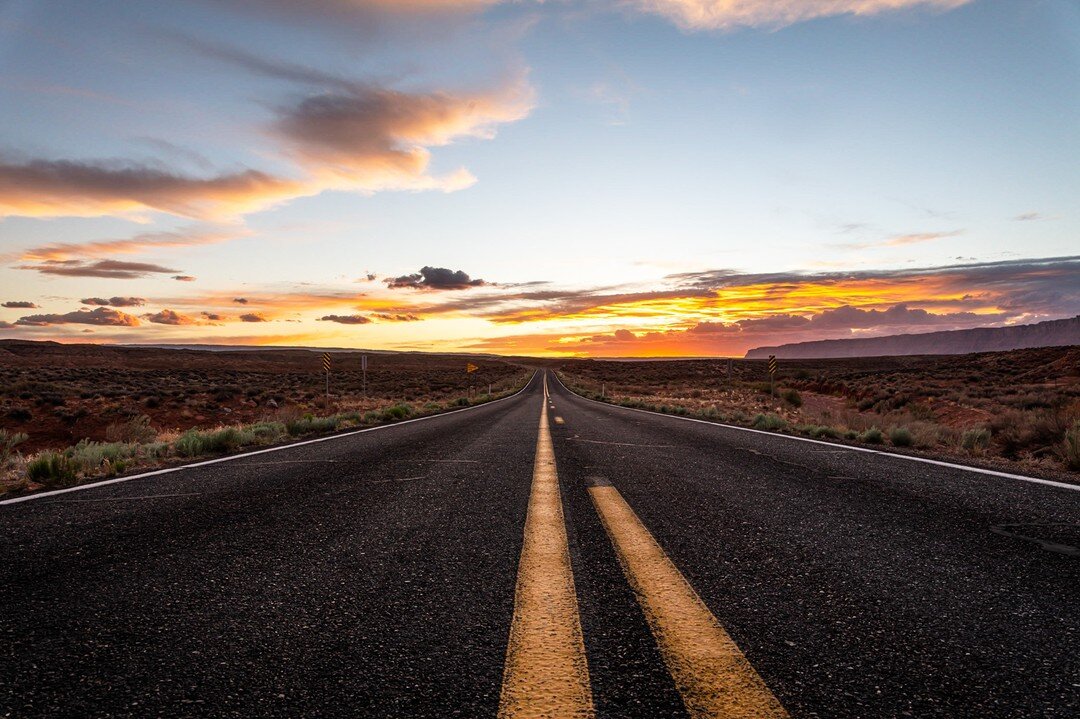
[745,315,1080,359]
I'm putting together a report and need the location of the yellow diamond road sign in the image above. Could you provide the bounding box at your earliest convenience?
[466,363,478,373]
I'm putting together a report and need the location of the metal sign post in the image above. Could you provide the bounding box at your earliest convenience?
[466,362,478,399]
[768,355,777,397]
[321,352,331,409]
[361,354,368,396]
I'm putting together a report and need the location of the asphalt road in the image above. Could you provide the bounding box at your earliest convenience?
[2,370,1078,717]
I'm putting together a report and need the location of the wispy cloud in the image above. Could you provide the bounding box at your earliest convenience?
[20,227,249,261]
[0,158,303,220]
[836,229,963,250]
[629,0,973,31]
[1,301,38,309]
[18,259,182,279]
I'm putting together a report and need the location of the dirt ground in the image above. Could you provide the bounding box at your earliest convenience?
[551,346,1080,475]
[0,341,528,453]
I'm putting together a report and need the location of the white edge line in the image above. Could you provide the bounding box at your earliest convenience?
[1,371,539,507]
[548,371,1080,494]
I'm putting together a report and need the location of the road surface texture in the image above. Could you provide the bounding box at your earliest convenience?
[2,370,1078,717]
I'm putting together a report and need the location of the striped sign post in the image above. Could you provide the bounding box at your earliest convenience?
[321,352,331,409]
[768,354,777,397]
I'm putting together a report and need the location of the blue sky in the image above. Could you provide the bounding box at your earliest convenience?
[0,0,1076,355]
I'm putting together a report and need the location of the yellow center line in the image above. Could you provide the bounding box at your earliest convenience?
[588,485,789,719]
[498,375,594,718]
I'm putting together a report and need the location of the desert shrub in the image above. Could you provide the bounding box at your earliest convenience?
[64,440,139,477]
[0,429,28,463]
[105,414,158,444]
[889,426,914,447]
[423,401,443,412]
[27,451,77,488]
[909,422,941,448]
[286,415,338,436]
[961,427,992,454]
[752,413,788,431]
[781,389,803,408]
[1058,422,1080,471]
[249,421,287,443]
[175,429,207,457]
[859,427,884,444]
[7,407,31,422]
[810,425,840,439]
[453,397,470,407]
[382,404,413,421]
[142,441,172,461]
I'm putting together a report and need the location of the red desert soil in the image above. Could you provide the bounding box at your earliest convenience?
[0,340,528,453]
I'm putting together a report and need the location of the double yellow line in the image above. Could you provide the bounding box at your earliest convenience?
[499,376,788,719]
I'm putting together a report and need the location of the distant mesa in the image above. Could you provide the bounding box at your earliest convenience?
[745,316,1080,359]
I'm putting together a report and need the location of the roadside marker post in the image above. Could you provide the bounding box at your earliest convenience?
[361,354,368,396]
[768,355,777,397]
[467,362,478,399]
[321,352,332,409]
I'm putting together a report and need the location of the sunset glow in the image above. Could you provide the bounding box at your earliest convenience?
[1,1,1076,356]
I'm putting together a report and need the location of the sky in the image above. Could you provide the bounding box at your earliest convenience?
[0,0,1077,357]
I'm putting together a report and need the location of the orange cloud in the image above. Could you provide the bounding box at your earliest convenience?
[274,77,533,193]
[0,159,305,220]
[20,227,249,261]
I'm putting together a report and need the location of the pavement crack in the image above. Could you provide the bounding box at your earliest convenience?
[990,524,1080,556]
[566,438,673,448]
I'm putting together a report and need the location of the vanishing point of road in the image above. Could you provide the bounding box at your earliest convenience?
[3,371,1078,717]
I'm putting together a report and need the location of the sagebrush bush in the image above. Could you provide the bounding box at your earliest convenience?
[1058,421,1080,471]
[27,451,77,487]
[175,429,206,457]
[889,426,914,447]
[105,414,157,444]
[0,429,28,463]
[781,389,803,408]
[753,413,788,431]
[859,427,884,444]
[961,427,991,454]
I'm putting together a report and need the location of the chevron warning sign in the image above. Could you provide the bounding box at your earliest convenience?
[768,355,777,375]
[321,352,331,372]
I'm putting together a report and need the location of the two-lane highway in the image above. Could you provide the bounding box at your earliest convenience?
[3,370,1078,717]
